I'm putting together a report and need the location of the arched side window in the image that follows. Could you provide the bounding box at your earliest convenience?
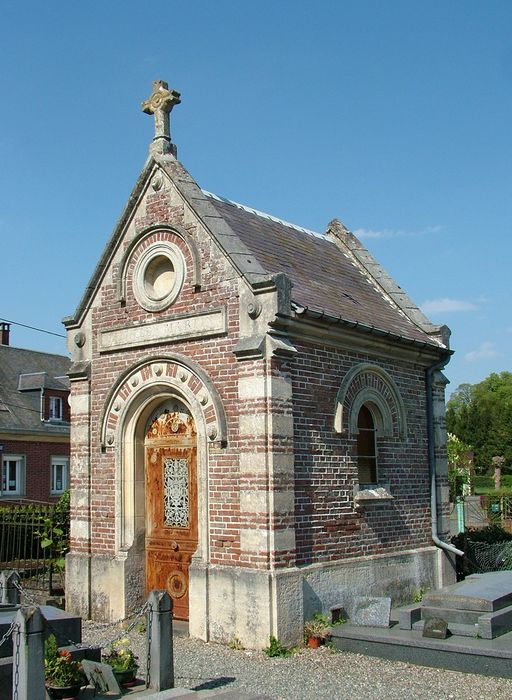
[334,363,407,441]
[356,404,378,484]
[334,363,407,495]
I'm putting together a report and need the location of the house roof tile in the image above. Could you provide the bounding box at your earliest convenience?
[0,345,70,436]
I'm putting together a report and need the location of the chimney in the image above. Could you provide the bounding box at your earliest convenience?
[1,322,10,346]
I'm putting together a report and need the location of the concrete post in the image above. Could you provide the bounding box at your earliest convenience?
[146,590,173,691]
[0,571,20,605]
[12,606,45,700]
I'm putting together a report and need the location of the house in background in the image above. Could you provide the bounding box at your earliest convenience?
[0,323,70,504]
[63,81,455,648]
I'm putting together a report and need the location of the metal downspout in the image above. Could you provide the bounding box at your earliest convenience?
[426,357,464,558]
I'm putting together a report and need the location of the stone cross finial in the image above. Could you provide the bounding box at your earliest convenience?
[142,80,181,156]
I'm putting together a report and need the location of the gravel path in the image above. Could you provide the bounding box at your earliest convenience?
[82,621,512,700]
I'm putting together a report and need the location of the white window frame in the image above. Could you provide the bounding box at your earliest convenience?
[51,456,69,495]
[1,455,25,497]
[49,396,63,421]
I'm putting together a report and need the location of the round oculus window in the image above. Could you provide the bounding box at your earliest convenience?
[133,242,185,312]
[144,255,176,300]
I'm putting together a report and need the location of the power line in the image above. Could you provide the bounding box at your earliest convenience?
[0,317,66,339]
[0,400,43,415]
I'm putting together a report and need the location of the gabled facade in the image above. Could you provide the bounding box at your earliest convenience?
[63,81,455,647]
[0,324,70,503]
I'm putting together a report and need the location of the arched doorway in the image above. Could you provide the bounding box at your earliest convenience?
[144,399,198,620]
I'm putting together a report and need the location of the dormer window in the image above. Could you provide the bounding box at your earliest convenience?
[49,396,63,421]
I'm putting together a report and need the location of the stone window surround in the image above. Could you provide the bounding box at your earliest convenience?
[334,363,406,506]
[116,223,203,306]
[133,241,186,312]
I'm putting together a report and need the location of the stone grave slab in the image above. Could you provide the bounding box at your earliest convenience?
[422,571,512,613]
[82,659,121,694]
[351,596,391,627]
[423,617,448,639]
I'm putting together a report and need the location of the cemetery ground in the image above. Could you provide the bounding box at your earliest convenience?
[82,620,512,700]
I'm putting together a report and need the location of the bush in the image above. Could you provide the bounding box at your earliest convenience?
[263,636,293,658]
[452,525,512,550]
[451,525,512,579]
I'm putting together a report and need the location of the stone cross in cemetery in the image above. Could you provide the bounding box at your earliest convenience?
[142,79,181,155]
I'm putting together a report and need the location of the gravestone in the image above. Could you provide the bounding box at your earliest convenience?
[423,617,448,639]
[82,659,121,694]
[352,596,391,627]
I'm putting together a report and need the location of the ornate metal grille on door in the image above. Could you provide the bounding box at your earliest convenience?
[163,457,189,527]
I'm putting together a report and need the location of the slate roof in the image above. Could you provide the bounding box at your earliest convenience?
[203,192,441,348]
[0,345,70,436]
[65,152,447,354]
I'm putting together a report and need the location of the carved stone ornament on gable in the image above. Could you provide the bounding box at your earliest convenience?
[142,79,181,155]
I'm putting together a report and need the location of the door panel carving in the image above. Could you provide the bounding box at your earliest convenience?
[145,407,197,620]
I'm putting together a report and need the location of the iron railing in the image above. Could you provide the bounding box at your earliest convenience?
[0,500,69,594]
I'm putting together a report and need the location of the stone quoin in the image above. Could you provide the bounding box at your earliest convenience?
[63,80,455,648]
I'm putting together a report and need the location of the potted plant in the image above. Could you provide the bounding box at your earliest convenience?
[102,637,139,687]
[44,634,86,700]
[304,614,331,648]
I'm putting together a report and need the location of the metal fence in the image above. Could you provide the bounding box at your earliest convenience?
[0,501,69,595]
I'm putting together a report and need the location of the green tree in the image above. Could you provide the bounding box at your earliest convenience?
[447,433,472,500]
[446,372,512,473]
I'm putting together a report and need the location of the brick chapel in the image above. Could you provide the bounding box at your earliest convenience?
[64,80,455,647]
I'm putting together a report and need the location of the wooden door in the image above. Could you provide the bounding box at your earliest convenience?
[145,408,197,620]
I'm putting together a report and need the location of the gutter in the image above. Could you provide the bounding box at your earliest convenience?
[291,303,444,354]
[426,357,464,558]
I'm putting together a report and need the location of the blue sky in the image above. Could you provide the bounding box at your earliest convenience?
[1,1,511,396]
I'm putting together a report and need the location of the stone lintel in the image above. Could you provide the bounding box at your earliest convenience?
[98,308,226,352]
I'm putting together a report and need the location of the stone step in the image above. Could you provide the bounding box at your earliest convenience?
[414,602,512,640]
[412,620,479,638]
[479,604,512,640]
[421,572,512,613]
[421,605,482,626]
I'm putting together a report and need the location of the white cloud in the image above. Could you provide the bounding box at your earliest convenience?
[354,225,442,240]
[420,298,477,314]
[465,341,501,362]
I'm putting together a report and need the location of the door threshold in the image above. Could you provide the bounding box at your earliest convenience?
[173,619,189,637]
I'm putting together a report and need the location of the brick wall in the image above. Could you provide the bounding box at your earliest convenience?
[292,339,431,565]
[1,438,69,503]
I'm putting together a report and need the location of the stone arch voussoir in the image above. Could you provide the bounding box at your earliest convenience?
[100,354,227,448]
[334,363,407,440]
